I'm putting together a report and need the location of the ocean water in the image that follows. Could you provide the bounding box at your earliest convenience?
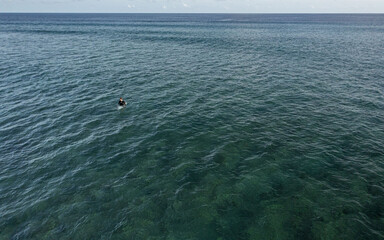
[1,13,384,239]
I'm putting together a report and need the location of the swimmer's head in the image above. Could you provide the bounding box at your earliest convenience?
[120,98,123,101]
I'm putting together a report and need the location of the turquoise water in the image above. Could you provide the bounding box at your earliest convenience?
[1,14,384,239]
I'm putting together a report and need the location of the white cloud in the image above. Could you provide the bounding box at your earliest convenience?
[182,2,190,8]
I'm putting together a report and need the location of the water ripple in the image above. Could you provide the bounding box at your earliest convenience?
[1,13,384,240]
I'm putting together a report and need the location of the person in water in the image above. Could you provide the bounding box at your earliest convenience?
[118,97,126,106]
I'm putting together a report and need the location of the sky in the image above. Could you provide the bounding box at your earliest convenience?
[1,0,384,13]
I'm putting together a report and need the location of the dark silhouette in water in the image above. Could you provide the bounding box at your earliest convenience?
[118,97,126,106]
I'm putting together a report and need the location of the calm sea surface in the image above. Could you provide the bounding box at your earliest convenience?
[1,13,384,239]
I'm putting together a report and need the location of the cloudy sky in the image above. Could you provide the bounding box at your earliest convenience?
[1,0,384,13]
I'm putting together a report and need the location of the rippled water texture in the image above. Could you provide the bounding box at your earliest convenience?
[1,14,384,239]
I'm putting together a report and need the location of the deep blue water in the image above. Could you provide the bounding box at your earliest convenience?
[1,13,384,239]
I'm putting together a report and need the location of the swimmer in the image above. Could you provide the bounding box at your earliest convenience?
[118,97,126,106]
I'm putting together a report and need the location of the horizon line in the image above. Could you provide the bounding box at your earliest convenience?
[1,12,384,14]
